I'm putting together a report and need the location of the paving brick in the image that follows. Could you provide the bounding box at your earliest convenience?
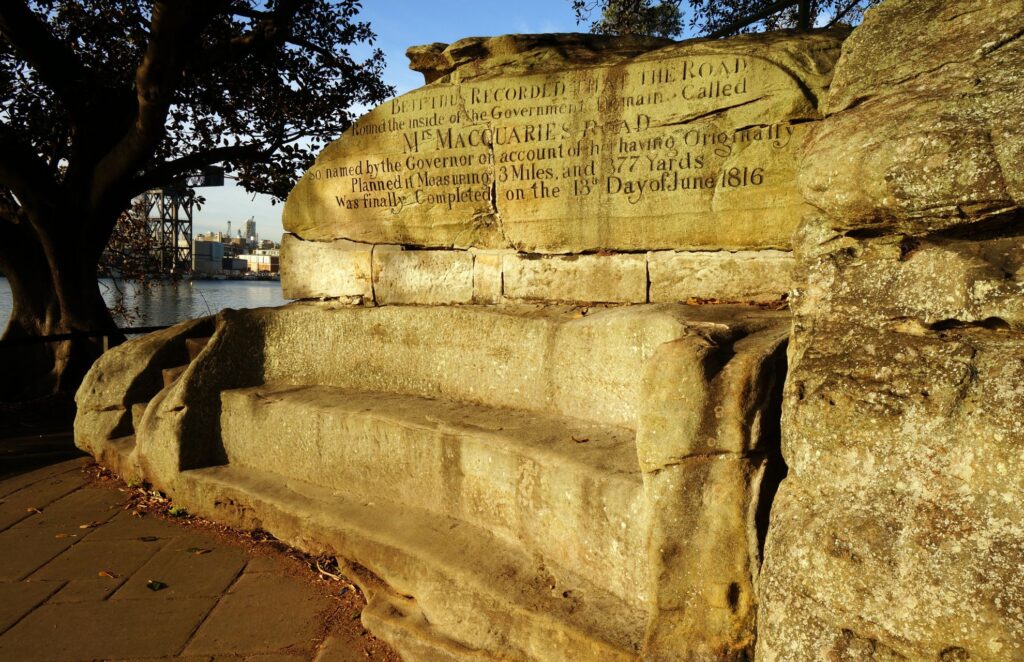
[0,474,375,659]
[86,509,185,541]
[244,554,287,574]
[315,634,368,661]
[0,597,216,660]
[48,577,127,603]
[31,538,166,582]
[0,459,83,498]
[11,483,127,532]
[112,534,247,600]
[0,524,80,580]
[184,573,333,656]
[0,581,63,633]
[0,470,88,531]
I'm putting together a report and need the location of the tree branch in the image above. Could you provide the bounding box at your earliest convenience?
[197,0,308,68]
[286,36,347,66]
[708,0,801,38]
[0,2,93,118]
[0,188,33,275]
[0,125,60,219]
[127,142,268,196]
[0,188,22,220]
[89,1,226,209]
[825,0,863,28]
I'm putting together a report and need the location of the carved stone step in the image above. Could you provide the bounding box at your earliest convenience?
[177,464,643,660]
[219,385,646,605]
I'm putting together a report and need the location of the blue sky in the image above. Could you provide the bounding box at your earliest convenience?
[194,1,585,240]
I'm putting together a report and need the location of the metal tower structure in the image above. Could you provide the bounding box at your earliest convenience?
[137,186,193,275]
[134,168,224,276]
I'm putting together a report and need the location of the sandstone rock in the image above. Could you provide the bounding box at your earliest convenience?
[406,34,672,85]
[792,224,1024,329]
[637,328,787,660]
[501,253,647,303]
[280,234,372,301]
[284,30,846,253]
[760,320,1024,661]
[800,0,1024,233]
[74,317,213,460]
[760,1,1024,659]
[648,250,792,304]
[826,0,1024,115]
[372,249,474,305]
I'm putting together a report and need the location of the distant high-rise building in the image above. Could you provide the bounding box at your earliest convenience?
[244,217,257,246]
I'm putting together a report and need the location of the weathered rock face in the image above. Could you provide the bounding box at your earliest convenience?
[281,30,848,307]
[758,1,1024,659]
[801,0,1024,233]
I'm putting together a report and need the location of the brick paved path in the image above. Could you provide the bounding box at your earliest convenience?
[0,449,395,661]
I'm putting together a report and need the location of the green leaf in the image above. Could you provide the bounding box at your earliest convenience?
[146,580,168,592]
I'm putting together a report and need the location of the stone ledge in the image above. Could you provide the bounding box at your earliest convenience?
[281,238,792,306]
[280,234,372,301]
[502,253,648,304]
[648,250,793,304]
[372,249,474,305]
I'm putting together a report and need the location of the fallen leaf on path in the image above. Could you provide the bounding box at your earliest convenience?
[26,507,42,514]
[146,580,168,591]
[54,533,78,539]
[79,521,102,529]
[572,436,589,444]
[98,570,118,579]
[185,547,212,555]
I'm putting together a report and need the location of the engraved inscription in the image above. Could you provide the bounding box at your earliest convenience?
[291,49,819,251]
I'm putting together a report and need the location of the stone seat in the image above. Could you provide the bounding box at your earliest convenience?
[219,384,647,605]
[76,303,790,660]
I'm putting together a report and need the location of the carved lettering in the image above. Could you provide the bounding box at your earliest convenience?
[290,49,818,250]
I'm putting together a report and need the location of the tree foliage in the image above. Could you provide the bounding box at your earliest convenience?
[571,0,878,38]
[0,1,393,399]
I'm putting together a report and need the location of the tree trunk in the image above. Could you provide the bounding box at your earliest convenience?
[797,0,812,29]
[0,209,120,401]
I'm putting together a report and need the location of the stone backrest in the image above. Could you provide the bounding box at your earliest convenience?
[221,303,748,430]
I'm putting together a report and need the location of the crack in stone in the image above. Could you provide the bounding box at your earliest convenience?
[978,26,1024,57]
[652,96,768,128]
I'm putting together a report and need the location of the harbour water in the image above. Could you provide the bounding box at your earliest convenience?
[0,277,289,330]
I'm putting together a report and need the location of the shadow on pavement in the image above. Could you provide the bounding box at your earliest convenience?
[0,395,84,480]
